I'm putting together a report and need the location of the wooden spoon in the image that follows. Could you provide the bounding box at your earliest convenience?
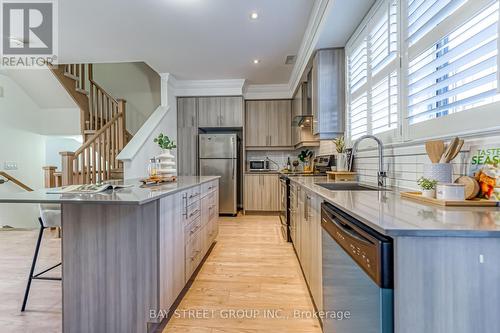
[448,139,464,162]
[425,140,445,163]
[440,137,460,163]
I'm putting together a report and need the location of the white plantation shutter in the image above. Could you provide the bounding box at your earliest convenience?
[406,0,500,124]
[347,0,399,140]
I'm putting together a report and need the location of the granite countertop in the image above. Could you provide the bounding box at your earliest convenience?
[288,176,500,237]
[0,176,220,206]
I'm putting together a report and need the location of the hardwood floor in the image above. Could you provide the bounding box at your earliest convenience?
[0,229,62,333]
[164,215,322,333]
[0,216,320,333]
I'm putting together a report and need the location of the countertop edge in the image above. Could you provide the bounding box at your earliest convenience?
[288,177,500,238]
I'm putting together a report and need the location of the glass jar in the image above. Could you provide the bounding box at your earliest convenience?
[148,158,158,178]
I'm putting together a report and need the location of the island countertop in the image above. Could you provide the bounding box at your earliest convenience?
[288,176,500,237]
[0,176,220,206]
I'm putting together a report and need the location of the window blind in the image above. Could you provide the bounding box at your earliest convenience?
[347,0,399,140]
[406,0,500,124]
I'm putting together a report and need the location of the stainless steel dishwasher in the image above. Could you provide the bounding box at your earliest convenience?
[321,202,393,333]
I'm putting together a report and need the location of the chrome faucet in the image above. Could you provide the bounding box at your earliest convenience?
[352,135,387,187]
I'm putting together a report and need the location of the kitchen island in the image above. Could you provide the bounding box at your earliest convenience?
[286,175,500,333]
[0,176,220,333]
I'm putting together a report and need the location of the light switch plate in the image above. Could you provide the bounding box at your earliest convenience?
[3,161,18,170]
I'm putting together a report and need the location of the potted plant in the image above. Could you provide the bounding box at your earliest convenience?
[332,135,347,171]
[154,133,176,152]
[298,149,314,172]
[418,177,438,198]
[153,133,177,177]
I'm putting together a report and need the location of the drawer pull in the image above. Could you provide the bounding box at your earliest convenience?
[190,225,200,235]
[189,209,200,218]
[189,192,200,199]
[190,250,201,261]
[208,186,214,190]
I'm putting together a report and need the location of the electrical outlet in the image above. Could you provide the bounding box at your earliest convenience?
[3,161,18,170]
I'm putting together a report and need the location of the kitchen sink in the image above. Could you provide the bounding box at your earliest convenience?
[315,182,390,191]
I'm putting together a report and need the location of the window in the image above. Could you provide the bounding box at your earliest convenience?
[406,0,500,124]
[347,0,399,140]
[346,0,500,142]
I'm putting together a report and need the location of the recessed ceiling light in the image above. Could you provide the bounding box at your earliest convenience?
[253,59,260,64]
[250,12,259,20]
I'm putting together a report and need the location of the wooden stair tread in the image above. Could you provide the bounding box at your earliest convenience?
[75,88,89,95]
[63,72,79,80]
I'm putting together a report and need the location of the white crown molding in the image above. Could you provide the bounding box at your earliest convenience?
[244,84,291,100]
[287,0,332,96]
[173,79,246,97]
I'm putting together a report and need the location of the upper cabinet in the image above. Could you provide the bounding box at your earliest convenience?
[245,100,292,149]
[311,48,345,139]
[177,97,198,176]
[198,96,243,128]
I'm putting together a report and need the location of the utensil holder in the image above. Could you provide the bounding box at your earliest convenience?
[423,163,453,183]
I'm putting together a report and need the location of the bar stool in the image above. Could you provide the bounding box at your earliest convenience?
[21,204,62,311]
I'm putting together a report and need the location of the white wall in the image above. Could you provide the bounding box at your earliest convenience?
[119,74,177,179]
[0,75,47,228]
[93,62,161,135]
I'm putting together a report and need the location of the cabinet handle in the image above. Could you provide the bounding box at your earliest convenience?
[190,224,201,234]
[189,192,200,199]
[191,250,201,261]
[191,116,195,127]
[220,114,224,125]
[182,193,188,217]
[189,209,200,218]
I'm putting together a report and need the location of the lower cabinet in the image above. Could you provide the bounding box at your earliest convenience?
[244,174,280,211]
[293,185,323,311]
[158,180,219,313]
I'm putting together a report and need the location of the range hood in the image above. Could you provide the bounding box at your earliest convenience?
[292,76,312,127]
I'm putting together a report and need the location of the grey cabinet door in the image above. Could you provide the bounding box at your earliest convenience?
[177,97,198,176]
[268,100,292,147]
[220,96,243,127]
[198,97,220,127]
[245,100,268,147]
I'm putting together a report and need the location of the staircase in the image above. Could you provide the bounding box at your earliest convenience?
[43,64,130,187]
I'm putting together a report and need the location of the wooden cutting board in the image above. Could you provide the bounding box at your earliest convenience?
[400,192,497,206]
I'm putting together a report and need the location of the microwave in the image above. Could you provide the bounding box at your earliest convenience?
[249,160,270,171]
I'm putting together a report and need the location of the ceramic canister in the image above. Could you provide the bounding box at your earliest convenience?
[423,163,453,183]
[436,183,465,201]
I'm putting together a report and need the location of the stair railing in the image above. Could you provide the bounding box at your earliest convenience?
[60,109,126,186]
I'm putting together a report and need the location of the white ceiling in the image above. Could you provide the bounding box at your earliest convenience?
[59,0,314,84]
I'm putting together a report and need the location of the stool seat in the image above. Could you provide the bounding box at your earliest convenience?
[39,204,61,228]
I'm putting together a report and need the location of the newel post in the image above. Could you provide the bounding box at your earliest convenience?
[60,151,75,186]
[42,166,57,188]
[117,99,127,150]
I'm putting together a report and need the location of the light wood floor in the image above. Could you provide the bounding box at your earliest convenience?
[0,229,62,333]
[0,216,320,333]
[164,215,322,333]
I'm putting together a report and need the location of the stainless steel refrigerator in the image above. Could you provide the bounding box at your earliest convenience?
[199,133,237,215]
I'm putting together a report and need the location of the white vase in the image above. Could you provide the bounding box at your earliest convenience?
[336,153,347,171]
[421,189,436,198]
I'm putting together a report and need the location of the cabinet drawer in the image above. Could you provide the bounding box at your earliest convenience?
[184,186,201,206]
[201,180,218,197]
[185,230,204,281]
[183,200,200,225]
[185,216,202,241]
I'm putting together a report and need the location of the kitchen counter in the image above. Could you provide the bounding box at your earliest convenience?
[0,176,220,333]
[0,176,220,205]
[288,176,500,237]
[245,170,281,174]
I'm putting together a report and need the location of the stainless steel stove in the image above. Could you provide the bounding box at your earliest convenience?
[279,155,334,242]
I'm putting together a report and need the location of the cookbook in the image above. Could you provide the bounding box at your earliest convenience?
[47,183,133,194]
[468,145,500,200]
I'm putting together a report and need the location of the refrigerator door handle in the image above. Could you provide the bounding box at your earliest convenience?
[231,137,235,180]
